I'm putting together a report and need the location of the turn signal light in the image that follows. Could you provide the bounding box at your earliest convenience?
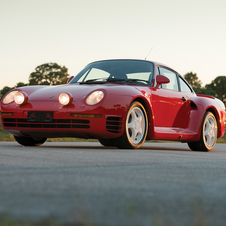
[0,112,14,117]
[70,113,102,118]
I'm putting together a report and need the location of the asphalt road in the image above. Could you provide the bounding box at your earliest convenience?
[0,141,226,226]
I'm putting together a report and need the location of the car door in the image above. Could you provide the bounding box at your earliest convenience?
[151,67,190,128]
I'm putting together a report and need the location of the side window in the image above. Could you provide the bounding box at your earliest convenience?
[154,67,159,87]
[159,67,179,91]
[156,67,159,75]
[179,76,193,93]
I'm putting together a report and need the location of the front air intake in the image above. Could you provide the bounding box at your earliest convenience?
[2,118,90,129]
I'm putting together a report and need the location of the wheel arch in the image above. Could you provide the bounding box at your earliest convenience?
[205,106,222,138]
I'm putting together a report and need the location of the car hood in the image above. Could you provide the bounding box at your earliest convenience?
[24,84,100,102]
[19,83,136,102]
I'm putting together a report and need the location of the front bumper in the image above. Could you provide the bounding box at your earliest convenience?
[1,111,124,139]
[0,100,125,140]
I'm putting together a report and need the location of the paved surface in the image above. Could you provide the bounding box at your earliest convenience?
[0,141,226,226]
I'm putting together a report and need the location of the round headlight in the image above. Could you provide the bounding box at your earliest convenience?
[59,92,73,106]
[86,90,104,105]
[14,92,28,105]
[2,91,18,104]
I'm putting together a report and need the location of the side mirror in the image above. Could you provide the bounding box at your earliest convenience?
[67,76,74,84]
[155,75,170,89]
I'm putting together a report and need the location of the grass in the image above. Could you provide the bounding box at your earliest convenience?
[0,203,213,226]
[217,133,226,143]
[0,122,14,141]
[0,219,61,226]
[0,212,90,226]
[0,212,210,226]
[0,218,87,226]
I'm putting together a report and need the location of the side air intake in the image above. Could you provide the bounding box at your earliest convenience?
[106,117,123,133]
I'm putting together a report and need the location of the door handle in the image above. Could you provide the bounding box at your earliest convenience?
[180,97,187,102]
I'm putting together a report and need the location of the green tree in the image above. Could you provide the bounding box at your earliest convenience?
[15,82,28,88]
[29,63,70,86]
[184,72,202,93]
[204,76,226,105]
[199,85,215,97]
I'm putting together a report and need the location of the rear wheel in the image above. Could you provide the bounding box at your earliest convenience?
[114,101,148,149]
[14,136,47,146]
[188,111,217,152]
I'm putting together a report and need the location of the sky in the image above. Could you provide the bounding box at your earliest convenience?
[0,0,225,90]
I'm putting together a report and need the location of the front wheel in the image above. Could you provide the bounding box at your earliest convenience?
[114,101,148,149]
[188,111,217,152]
[14,136,47,146]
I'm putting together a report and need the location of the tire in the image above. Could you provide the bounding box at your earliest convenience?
[14,136,47,146]
[188,111,217,152]
[99,139,115,147]
[114,101,148,149]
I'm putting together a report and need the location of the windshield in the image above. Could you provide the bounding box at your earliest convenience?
[70,60,154,85]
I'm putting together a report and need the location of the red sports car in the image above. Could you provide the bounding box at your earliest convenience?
[0,59,225,151]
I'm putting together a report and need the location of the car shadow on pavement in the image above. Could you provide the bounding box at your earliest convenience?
[40,143,191,152]
[0,141,192,152]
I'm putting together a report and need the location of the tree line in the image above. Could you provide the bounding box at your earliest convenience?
[0,63,226,106]
[184,72,226,105]
[0,63,70,100]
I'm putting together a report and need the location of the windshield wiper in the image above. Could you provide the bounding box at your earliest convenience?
[126,79,150,84]
[107,78,127,82]
[80,77,108,84]
[80,77,126,84]
[79,77,150,84]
